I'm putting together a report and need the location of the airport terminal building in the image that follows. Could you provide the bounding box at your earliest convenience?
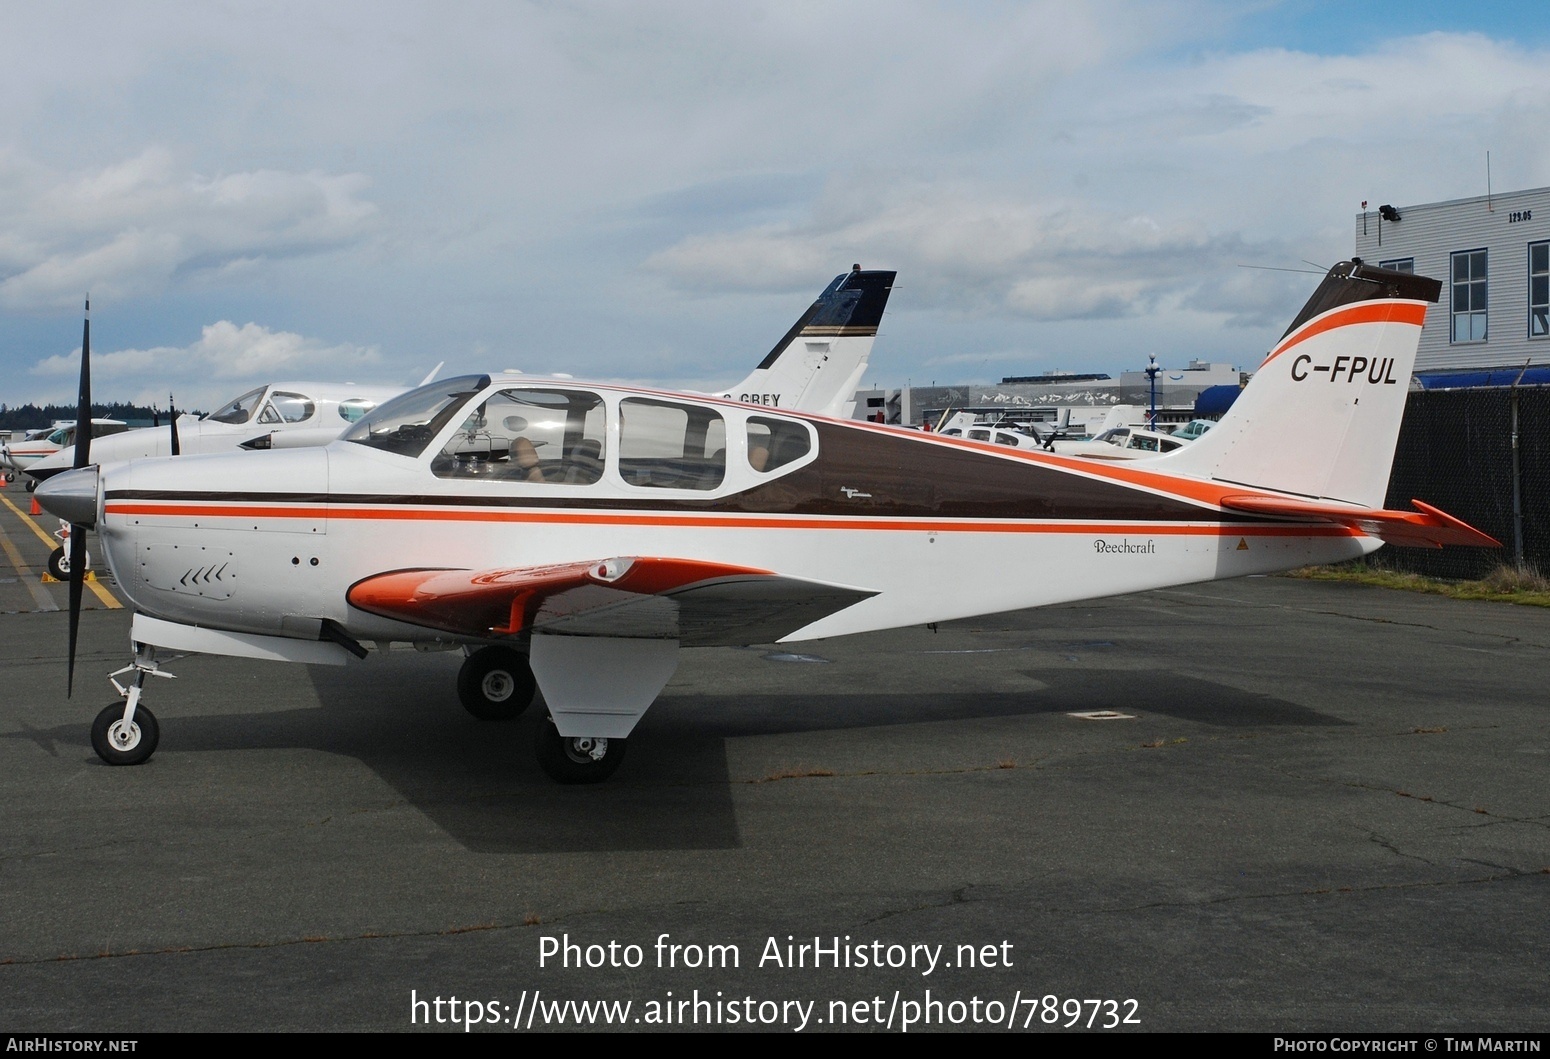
[1354,186,1550,376]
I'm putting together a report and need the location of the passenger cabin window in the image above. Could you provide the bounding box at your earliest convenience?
[746,416,811,473]
[259,392,315,424]
[620,398,725,490]
[338,398,376,422]
[434,388,606,483]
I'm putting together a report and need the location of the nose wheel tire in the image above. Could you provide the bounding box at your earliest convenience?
[47,546,88,581]
[535,717,626,784]
[91,703,159,766]
[457,646,537,721]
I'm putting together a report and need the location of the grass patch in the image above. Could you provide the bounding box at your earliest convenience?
[1283,561,1550,606]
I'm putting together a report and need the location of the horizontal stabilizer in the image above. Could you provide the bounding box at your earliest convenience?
[1219,495,1500,549]
[348,556,877,645]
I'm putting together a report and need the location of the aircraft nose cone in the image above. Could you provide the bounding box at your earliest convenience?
[36,466,99,527]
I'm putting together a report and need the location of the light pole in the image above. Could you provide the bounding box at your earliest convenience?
[1145,355,1159,431]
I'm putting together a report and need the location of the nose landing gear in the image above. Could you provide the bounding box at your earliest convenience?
[92,645,176,766]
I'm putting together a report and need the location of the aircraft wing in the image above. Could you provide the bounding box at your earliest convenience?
[1219,495,1500,549]
[347,557,877,646]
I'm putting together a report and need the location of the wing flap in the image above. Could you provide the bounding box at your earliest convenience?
[348,556,877,645]
[1220,494,1500,549]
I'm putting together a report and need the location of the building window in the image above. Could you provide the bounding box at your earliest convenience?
[1451,249,1488,343]
[1531,242,1549,339]
[1379,257,1414,274]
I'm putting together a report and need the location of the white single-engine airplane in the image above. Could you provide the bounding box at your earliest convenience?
[39,260,1495,782]
[24,382,401,485]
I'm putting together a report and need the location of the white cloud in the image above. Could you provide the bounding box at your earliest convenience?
[645,188,1281,322]
[3,8,1550,391]
[30,320,383,408]
[0,149,378,309]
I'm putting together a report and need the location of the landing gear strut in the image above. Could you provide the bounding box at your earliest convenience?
[92,645,176,766]
[535,715,626,784]
[457,645,536,721]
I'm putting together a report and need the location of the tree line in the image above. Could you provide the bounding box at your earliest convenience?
[0,401,203,431]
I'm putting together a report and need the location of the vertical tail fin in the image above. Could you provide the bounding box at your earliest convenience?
[722,265,896,417]
[1161,260,1441,508]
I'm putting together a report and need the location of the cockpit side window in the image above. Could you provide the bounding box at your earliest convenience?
[620,398,725,490]
[258,392,316,425]
[746,416,813,473]
[207,386,267,425]
[432,388,606,483]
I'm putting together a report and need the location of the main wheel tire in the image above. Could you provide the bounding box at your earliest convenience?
[25,478,36,492]
[456,646,536,721]
[535,717,626,784]
[91,703,159,766]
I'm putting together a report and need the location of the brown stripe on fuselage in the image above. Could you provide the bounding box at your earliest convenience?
[718,421,1245,521]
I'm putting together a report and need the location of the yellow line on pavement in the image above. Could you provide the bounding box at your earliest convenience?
[0,493,61,549]
[0,517,59,612]
[0,493,122,608]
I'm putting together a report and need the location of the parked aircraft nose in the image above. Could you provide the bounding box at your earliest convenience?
[36,466,99,527]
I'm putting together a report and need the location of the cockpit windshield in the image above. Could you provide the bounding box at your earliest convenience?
[207,386,268,425]
[342,375,491,458]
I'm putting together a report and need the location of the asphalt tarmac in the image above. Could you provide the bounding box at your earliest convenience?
[2,489,1548,1033]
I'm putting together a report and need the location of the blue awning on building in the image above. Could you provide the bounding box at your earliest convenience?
[1415,367,1550,389]
[1193,384,1242,416]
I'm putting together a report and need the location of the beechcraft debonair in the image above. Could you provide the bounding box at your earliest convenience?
[39,259,1496,783]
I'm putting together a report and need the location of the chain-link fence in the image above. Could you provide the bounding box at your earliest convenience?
[1379,387,1550,579]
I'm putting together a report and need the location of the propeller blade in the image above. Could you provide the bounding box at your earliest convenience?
[169,393,181,456]
[74,298,91,469]
[67,297,92,696]
[66,524,86,697]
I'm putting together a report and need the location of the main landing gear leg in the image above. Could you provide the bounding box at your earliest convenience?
[92,645,175,766]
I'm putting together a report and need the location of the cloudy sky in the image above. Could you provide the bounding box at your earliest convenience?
[4,0,1550,409]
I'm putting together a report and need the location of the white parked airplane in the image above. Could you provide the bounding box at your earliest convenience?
[1,420,128,487]
[38,260,1495,783]
[25,382,402,485]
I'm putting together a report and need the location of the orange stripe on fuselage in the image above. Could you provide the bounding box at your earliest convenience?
[104,500,1358,538]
